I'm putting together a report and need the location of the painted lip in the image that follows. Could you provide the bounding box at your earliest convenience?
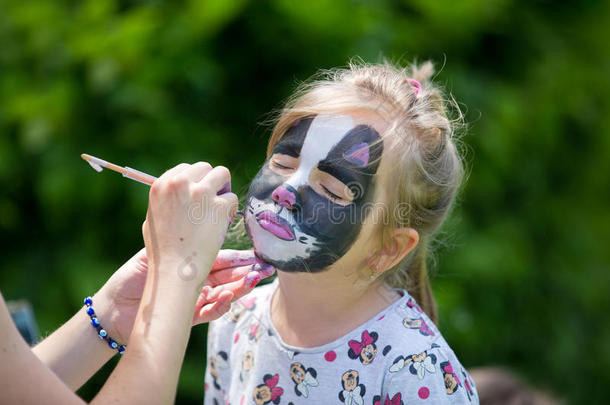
[255,210,295,241]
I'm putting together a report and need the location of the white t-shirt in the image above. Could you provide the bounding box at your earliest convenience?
[204,278,478,405]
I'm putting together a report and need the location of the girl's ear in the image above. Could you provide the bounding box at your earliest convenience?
[368,228,419,275]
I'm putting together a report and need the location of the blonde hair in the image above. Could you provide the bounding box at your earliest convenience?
[265,60,466,323]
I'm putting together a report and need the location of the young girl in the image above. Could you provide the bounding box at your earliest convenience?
[204,61,478,404]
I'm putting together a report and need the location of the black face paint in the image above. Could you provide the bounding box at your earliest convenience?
[244,114,383,272]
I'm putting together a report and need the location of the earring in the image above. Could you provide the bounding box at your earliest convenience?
[367,255,379,280]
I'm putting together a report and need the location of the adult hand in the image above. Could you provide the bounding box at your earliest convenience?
[142,162,236,288]
[194,249,275,324]
[94,249,275,342]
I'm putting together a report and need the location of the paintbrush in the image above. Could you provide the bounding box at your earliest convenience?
[80,153,243,216]
[81,153,158,185]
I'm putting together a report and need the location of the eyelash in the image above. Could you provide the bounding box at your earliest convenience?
[321,185,342,201]
[272,160,293,170]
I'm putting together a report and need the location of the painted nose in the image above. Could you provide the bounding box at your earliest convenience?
[271,185,297,209]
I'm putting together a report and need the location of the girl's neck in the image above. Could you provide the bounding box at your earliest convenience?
[270,269,400,348]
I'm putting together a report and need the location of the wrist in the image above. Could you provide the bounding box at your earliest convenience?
[152,255,213,290]
[83,296,127,354]
[90,291,125,346]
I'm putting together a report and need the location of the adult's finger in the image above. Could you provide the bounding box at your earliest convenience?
[157,163,190,182]
[193,290,234,325]
[215,191,238,219]
[206,265,252,286]
[203,264,275,302]
[179,161,213,183]
[212,250,262,270]
[207,262,274,286]
[200,165,231,194]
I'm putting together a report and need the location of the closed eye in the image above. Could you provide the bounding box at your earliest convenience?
[321,184,342,202]
[269,153,299,174]
[309,167,355,206]
[272,160,293,170]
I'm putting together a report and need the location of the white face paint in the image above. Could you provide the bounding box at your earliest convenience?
[283,114,355,189]
[245,195,318,263]
[244,114,383,272]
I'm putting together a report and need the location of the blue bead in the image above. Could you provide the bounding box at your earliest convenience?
[91,317,100,327]
[84,297,93,306]
[86,307,95,316]
[99,329,108,338]
[118,345,126,354]
[108,339,118,349]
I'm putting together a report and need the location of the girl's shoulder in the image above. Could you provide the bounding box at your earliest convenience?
[374,292,460,361]
[369,292,478,403]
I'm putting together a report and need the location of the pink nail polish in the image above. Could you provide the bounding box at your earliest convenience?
[254,263,275,278]
[245,272,262,288]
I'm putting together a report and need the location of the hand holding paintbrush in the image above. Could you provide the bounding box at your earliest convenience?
[80,153,273,329]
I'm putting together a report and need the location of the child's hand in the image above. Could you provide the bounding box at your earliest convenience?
[193,250,276,324]
[142,162,237,288]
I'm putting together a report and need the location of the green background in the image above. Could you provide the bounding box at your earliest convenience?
[1,0,608,403]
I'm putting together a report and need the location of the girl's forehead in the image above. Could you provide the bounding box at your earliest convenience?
[276,113,385,159]
[299,115,356,166]
[275,114,384,190]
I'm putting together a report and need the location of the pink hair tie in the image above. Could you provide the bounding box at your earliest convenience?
[406,78,421,95]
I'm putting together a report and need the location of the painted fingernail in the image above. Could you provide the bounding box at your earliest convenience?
[253,263,275,278]
[245,271,262,288]
[217,181,231,195]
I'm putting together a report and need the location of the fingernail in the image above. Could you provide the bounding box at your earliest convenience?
[252,263,275,278]
[245,271,262,288]
[217,181,231,195]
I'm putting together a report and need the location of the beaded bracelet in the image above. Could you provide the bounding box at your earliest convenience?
[83,296,126,355]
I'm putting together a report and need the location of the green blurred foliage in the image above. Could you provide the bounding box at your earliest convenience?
[1,0,609,403]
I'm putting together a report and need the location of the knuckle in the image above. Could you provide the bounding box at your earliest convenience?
[195,161,213,170]
[195,183,213,196]
[219,194,238,214]
[216,165,230,179]
[168,174,188,189]
[150,180,163,195]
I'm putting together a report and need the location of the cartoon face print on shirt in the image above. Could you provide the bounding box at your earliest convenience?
[403,317,435,336]
[440,361,461,394]
[209,351,229,390]
[228,303,246,323]
[227,296,256,323]
[245,114,384,272]
[248,322,262,342]
[373,393,404,405]
[338,370,366,404]
[347,329,378,365]
[240,351,255,382]
[389,349,437,380]
[289,362,319,397]
[253,374,284,405]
